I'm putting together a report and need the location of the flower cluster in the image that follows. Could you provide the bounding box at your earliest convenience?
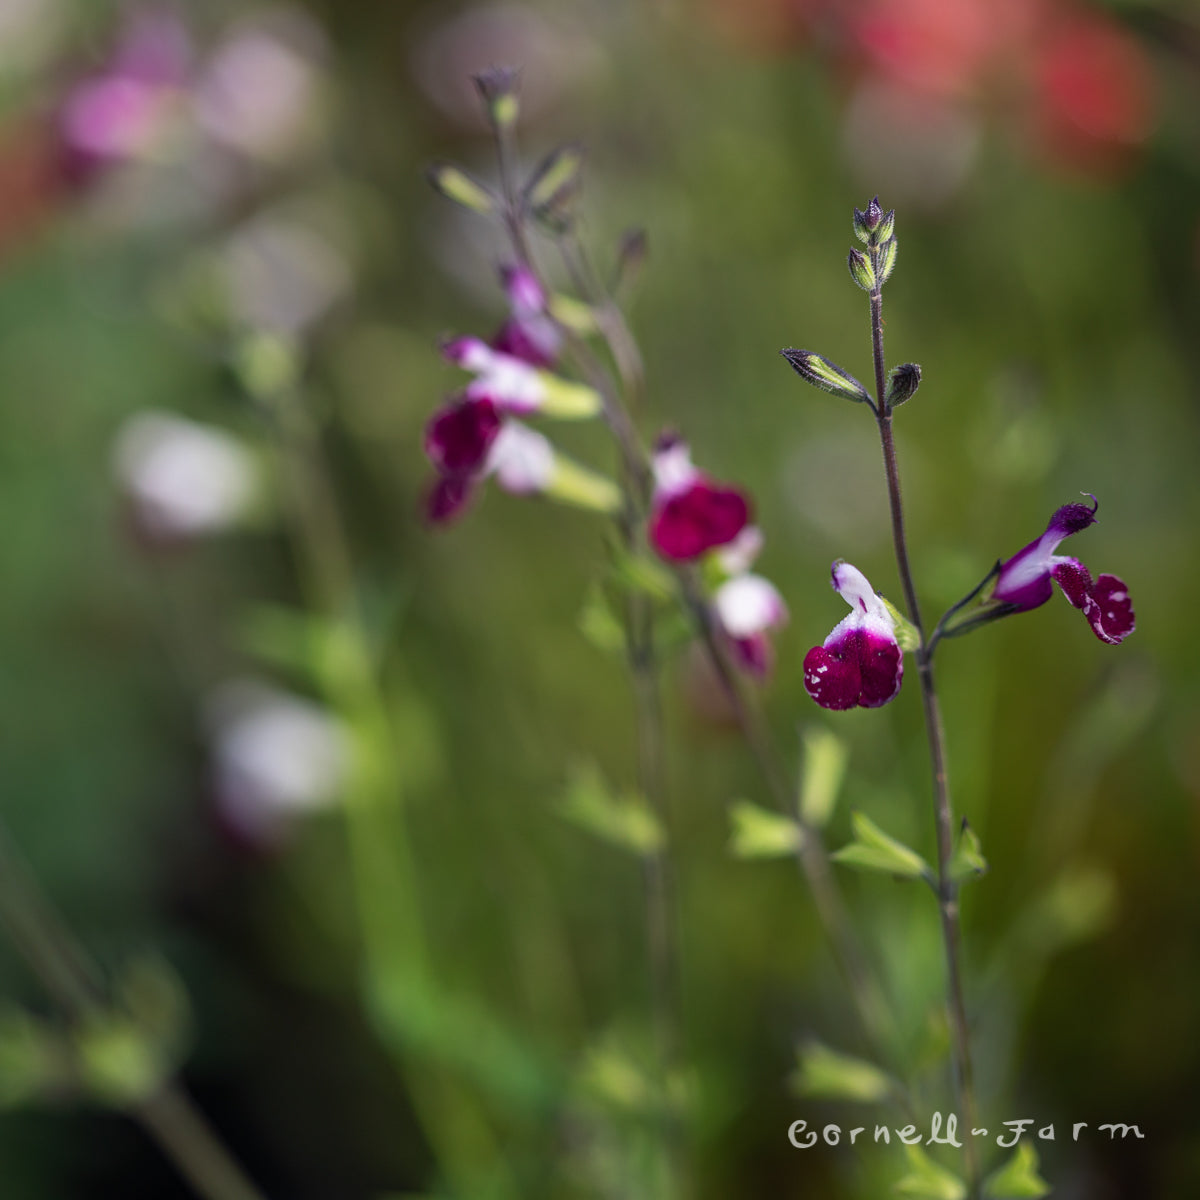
[423,265,616,524]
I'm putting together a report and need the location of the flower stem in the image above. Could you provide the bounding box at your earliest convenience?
[0,823,268,1200]
[868,258,981,1197]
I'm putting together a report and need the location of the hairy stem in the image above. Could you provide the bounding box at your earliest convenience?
[868,254,980,1196]
[0,824,268,1200]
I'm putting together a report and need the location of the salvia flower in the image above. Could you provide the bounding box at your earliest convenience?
[648,435,752,562]
[491,264,561,367]
[992,496,1134,645]
[712,528,788,677]
[804,561,904,710]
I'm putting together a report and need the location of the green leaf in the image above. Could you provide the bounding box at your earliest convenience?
[609,549,676,603]
[781,349,871,404]
[798,726,849,828]
[578,585,624,654]
[895,1144,967,1200]
[560,764,665,856]
[790,1040,895,1103]
[984,1143,1051,1198]
[832,812,931,881]
[949,821,989,884]
[729,800,803,859]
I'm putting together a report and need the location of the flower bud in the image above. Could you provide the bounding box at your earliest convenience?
[472,66,520,130]
[781,349,871,404]
[885,362,921,408]
[524,142,584,217]
[847,247,875,292]
[876,237,898,286]
[426,163,495,214]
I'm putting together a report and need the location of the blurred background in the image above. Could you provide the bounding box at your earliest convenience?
[0,0,1197,1196]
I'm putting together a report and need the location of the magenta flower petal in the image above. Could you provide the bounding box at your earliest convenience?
[1051,560,1135,644]
[492,315,560,368]
[424,474,476,525]
[650,481,751,561]
[804,629,903,710]
[732,633,773,678]
[424,398,501,476]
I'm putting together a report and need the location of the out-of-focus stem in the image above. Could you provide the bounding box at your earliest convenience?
[269,389,517,1199]
[0,824,268,1200]
[867,247,980,1198]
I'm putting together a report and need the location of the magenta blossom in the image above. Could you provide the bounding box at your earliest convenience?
[648,435,751,562]
[991,496,1134,645]
[423,414,559,525]
[711,528,788,677]
[492,264,561,367]
[804,562,904,710]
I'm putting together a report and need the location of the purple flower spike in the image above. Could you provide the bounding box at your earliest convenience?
[424,397,502,476]
[993,496,1135,644]
[648,437,751,562]
[804,562,903,710]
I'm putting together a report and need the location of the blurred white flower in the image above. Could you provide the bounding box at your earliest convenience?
[194,10,326,162]
[207,680,350,844]
[112,410,259,539]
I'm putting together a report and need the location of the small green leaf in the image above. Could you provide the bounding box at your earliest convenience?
[609,550,676,603]
[984,1142,1051,1198]
[798,726,849,828]
[949,820,989,884]
[729,800,804,859]
[895,1144,967,1199]
[560,765,665,856]
[832,812,930,881]
[426,163,496,214]
[781,349,871,404]
[791,1040,895,1103]
[578,586,624,654]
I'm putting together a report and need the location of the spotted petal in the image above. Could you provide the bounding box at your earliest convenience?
[1051,559,1135,645]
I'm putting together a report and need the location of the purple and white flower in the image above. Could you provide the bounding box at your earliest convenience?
[648,435,752,562]
[711,527,788,676]
[804,561,904,710]
[992,496,1135,645]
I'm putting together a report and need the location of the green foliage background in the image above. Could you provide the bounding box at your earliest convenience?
[0,1,1196,1196]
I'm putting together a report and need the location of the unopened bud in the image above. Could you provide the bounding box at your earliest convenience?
[885,362,921,408]
[473,66,520,130]
[781,349,871,404]
[615,227,648,292]
[524,142,585,229]
[426,163,495,214]
[847,247,875,292]
[865,196,883,229]
[876,237,898,285]
[875,208,896,243]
